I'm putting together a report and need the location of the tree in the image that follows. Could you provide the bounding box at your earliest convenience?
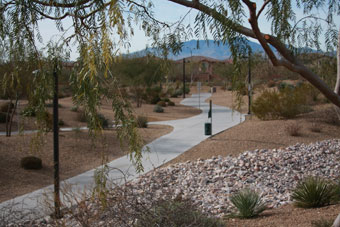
[335,26,340,95]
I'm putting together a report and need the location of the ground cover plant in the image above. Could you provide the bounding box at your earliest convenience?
[291,176,338,208]
[229,188,266,219]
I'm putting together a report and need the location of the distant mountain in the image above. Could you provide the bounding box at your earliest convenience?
[130,39,265,60]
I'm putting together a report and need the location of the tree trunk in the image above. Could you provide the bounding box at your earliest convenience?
[335,26,340,95]
[8,96,19,137]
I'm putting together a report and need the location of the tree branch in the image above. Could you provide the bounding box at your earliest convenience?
[30,0,92,8]
[256,0,270,20]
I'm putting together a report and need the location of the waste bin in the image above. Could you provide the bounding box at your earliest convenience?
[204,122,212,135]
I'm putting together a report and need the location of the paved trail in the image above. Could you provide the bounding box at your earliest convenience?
[0,93,245,221]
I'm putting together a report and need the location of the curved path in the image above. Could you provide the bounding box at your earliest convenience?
[0,93,245,221]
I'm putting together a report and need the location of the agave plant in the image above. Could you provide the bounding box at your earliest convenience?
[229,188,266,219]
[291,176,337,208]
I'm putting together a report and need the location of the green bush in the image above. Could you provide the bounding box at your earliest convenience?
[229,188,266,219]
[40,111,53,131]
[291,176,337,208]
[0,112,9,123]
[168,101,175,106]
[135,199,225,227]
[156,100,166,107]
[153,105,164,113]
[97,113,109,128]
[162,97,170,102]
[137,115,148,128]
[171,89,182,98]
[58,119,65,126]
[20,106,37,117]
[149,94,161,104]
[252,86,309,120]
[277,81,295,91]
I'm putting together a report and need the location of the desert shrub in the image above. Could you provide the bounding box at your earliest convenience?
[171,89,182,98]
[277,81,295,91]
[162,97,170,102]
[149,94,161,104]
[0,102,14,112]
[71,106,78,112]
[285,122,302,136]
[153,105,164,113]
[229,188,266,219]
[137,115,148,128]
[20,106,37,117]
[311,219,333,227]
[20,156,42,170]
[168,101,175,106]
[97,113,109,128]
[58,119,65,126]
[252,87,309,120]
[145,87,162,104]
[0,112,8,123]
[291,176,337,208]
[135,199,225,227]
[156,100,166,107]
[184,86,190,94]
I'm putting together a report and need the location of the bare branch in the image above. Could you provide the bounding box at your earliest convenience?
[256,0,270,20]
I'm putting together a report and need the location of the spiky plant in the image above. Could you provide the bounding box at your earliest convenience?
[291,176,336,208]
[229,188,266,219]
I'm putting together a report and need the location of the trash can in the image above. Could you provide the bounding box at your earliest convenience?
[204,122,212,135]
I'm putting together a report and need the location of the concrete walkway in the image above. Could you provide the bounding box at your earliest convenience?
[0,93,245,221]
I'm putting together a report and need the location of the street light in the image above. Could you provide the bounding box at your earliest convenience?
[183,58,186,98]
[247,50,252,115]
[241,50,252,115]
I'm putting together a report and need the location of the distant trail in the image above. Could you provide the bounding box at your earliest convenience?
[0,93,245,222]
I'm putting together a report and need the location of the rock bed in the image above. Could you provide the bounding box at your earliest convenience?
[132,139,340,216]
[10,139,340,226]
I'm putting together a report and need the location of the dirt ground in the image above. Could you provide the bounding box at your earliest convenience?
[0,95,199,203]
[1,86,340,226]
[225,203,340,227]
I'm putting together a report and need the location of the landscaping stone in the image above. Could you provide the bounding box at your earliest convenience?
[9,139,340,226]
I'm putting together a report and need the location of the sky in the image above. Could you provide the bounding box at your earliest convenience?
[36,1,340,60]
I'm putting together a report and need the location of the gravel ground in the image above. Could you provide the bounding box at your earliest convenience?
[10,139,340,226]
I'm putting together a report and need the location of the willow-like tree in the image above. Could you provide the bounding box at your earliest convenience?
[0,0,339,165]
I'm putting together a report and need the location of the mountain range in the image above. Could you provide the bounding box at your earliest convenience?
[131,39,265,60]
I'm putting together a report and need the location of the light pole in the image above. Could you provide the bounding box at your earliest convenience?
[53,62,61,218]
[183,58,186,98]
[247,50,252,115]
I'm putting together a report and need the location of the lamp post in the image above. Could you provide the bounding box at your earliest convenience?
[247,50,252,115]
[183,58,186,98]
[241,50,252,115]
[53,63,61,218]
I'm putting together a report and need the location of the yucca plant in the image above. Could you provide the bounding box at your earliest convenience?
[291,176,336,208]
[229,188,266,219]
